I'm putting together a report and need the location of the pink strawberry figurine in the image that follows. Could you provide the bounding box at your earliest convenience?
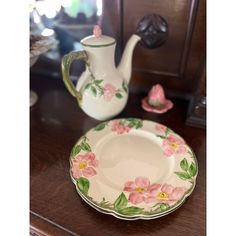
[141,84,173,113]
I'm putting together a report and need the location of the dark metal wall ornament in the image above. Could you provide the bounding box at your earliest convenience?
[136,14,168,49]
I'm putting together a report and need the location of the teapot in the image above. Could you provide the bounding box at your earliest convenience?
[61,25,141,120]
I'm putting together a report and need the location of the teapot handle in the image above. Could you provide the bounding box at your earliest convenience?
[61,51,89,103]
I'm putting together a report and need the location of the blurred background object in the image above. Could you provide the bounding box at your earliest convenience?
[30,33,57,106]
[29,0,102,71]
[30,0,103,107]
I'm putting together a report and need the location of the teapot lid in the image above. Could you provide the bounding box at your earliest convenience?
[81,25,116,47]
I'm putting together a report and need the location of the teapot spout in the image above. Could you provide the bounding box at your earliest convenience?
[117,34,141,84]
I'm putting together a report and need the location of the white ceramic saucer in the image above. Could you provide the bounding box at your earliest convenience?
[69,118,198,220]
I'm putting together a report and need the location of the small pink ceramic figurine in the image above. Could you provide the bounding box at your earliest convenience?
[93,25,102,38]
[141,84,173,113]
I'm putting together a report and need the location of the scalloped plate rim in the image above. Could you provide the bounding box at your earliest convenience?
[71,171,196,220]
[69,118,198,219]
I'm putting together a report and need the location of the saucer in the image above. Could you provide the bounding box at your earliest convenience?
[141,97,174,113]
[70,118,198,220]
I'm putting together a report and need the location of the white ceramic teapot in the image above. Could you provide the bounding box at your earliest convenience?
[61,25,140,120]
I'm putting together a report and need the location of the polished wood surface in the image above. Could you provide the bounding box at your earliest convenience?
[30,74,206,236]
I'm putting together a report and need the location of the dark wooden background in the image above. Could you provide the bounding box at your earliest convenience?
[102,0,206,98]
[34,0,206,99]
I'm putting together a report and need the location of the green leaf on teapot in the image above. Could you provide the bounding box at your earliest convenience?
[84,83,91,90]
[122,81,128,93]
[115,92,123,99]
[91,86,97,96]
[99,89,104,95]
[94,79,103,85]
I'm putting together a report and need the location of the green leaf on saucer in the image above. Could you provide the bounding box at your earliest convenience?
[160,203,170,211]
[81,142,91,152]
[114,192,128,210]
[118,206,144,215]
[94,122,107,131]
[115,92,123,99]
[91,86,97,96]
[180,158,189,171]
[189,162,197,177]
[76,177,90,194]
[174,171,192,180]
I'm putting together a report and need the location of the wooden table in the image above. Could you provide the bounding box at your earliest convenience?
[30,74,206,236]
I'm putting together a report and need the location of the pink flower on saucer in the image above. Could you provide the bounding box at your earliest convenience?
[145,184,186,205]
[93,25,102,38]
[111,120,131,134]
[71,152,98,179]
[123,177,160,205]
[155,124,167,135]
[162,134,186,157]
[104,83,116,101]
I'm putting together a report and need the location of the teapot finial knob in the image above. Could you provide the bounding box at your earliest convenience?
[93,25,102,38]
